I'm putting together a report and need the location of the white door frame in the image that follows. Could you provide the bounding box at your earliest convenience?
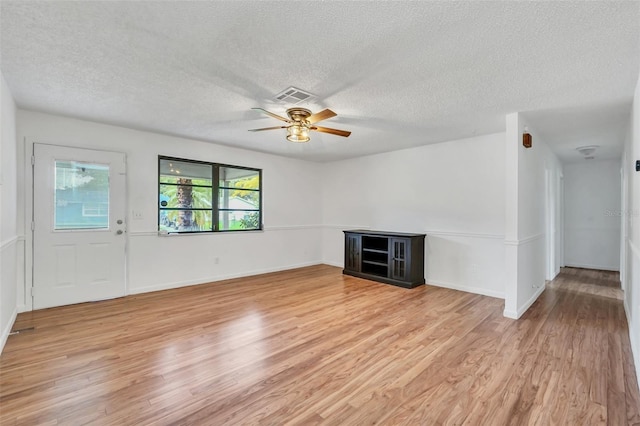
[545,168,556,281]
[22,140,129,312]
[620,165,627,290]
[559,174,565,268]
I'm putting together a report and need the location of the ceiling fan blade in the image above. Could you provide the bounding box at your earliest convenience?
[307,109,337,124]
[312,126,351,137]
[252,107,290,123]
[248,126,287,132]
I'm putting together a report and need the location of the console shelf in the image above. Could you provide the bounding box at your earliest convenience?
[343,230,426,289]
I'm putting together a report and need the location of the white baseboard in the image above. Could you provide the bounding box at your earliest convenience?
[425,278,504,300]
[625,243,640,394]
[503,309,518,319]
[624,297,631,330]
[563,262,619,272]
[503,283,546,320]
[320,267,505,300]
[0,306,18,355]
[129,261,324,295]
[624,296,640,394]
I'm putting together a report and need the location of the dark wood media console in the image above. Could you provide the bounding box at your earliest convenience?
[343,230,426,288]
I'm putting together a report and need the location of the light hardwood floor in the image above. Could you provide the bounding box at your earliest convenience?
[1,265,639,425]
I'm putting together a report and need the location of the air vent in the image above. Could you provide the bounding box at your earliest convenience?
[274,87,315,104]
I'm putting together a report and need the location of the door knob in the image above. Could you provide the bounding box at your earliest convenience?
[116,230,124,235]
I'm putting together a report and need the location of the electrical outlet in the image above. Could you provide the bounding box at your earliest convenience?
[132,210,144,220]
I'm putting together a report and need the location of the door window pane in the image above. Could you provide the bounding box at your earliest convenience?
[55,161,109,230]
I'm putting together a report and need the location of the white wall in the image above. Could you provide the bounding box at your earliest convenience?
[16,113,508,314]
[322,132,506,298]
[564,160,621,271]
[504,112,563,319]
[6,103,590,341]
[16,110,324,310]
[623,69,640,391]
[0,71,19,354]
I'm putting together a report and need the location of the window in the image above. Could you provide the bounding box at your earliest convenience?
[158,156,262,233]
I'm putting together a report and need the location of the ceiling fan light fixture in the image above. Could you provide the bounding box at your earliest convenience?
[286,124,310,143]
[249,107,349,142]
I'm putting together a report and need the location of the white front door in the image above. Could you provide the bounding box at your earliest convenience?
[33,143,127,310]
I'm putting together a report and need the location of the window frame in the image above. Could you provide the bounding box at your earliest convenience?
[158,156,263,234]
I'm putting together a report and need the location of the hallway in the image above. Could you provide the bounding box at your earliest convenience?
[547,267,624,301]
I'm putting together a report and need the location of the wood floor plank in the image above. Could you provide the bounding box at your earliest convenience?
[1,265,638,425]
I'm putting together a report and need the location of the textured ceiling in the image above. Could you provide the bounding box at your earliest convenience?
[1,1,638,162]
